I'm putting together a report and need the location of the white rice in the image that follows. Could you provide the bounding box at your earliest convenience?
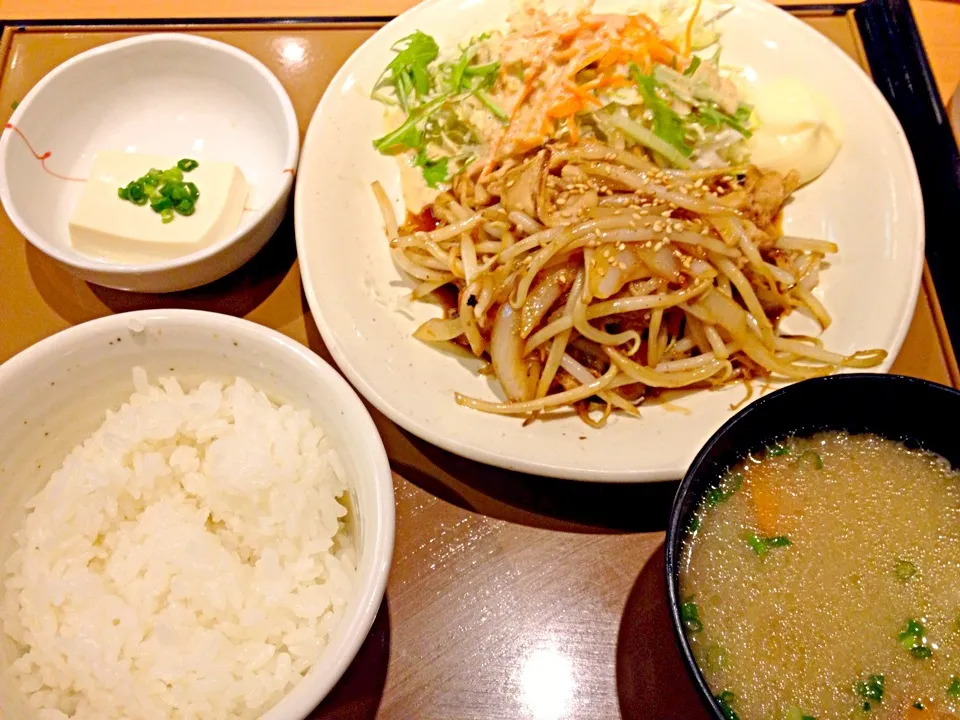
[1,369,357,720]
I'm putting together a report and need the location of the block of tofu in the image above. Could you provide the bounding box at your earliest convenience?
[69,151,248,262]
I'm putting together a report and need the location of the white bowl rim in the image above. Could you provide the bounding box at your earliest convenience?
[0,33,300,275]
[0,309,396,717]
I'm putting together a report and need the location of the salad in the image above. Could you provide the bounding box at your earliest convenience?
[370,0,753,188]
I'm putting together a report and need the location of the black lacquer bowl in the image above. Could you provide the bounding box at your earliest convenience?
[664,373,960,719]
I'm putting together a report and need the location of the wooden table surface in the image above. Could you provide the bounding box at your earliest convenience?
[0,2,956,720]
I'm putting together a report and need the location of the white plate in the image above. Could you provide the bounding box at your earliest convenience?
[295,0,924,482]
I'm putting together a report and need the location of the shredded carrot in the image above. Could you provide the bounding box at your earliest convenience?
[547,95,583,118]
[597,46,623,69]
[484,3,693,169]
[570,47,608,75]
[684,0,704,55]
[565,82,602,107]
[650,44,678,65]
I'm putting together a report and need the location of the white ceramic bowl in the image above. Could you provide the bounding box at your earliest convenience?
[0,34,299,293]
[0,310,394,720]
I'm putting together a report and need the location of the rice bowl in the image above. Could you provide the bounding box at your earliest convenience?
[0,310,394,720]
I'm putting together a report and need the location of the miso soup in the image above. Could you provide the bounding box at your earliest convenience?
[680,432,960,719]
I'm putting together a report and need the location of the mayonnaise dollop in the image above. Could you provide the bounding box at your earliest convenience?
[745,76,843,186]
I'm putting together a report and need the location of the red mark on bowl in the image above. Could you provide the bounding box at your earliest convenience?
[4,123,86,182]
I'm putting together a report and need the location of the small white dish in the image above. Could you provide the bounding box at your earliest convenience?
[0,34,299,293]
[0,310,394,720]
[295,0,924,482]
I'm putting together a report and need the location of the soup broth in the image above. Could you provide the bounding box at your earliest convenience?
[680,432,960,719]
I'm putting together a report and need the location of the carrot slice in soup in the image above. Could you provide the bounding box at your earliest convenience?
[746,461,782,536]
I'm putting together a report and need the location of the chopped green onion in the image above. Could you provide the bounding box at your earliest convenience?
[895,559,918,582]
[948,677,960,699]
[914,701,925,710]
[177,158,198,172]
[161,167,183,183]
[687,514,701,533]
[117,161,200,222]
[767,443,790,457]
[785,708,816,720]
[745,532,792,557]
[765,536,792,547]
[681,601,703,633]
[150,197,173,212]
[704,472,743,507]
[855,674,884,711]
[797,450,824,470]
[898,618,932,658]
[715,691,740,720]
[125,182,145,203]
[746,532,769,558]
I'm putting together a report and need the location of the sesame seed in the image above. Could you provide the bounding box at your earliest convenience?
[694,178,704,188]
[617,242,626,251]
[506,180,515,188]
[618,262,628,270]
[660,210,672,218]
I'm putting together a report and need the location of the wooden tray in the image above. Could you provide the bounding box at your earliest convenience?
[0,8,955,719]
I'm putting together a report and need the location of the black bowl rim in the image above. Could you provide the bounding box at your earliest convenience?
[663,373,960,720]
